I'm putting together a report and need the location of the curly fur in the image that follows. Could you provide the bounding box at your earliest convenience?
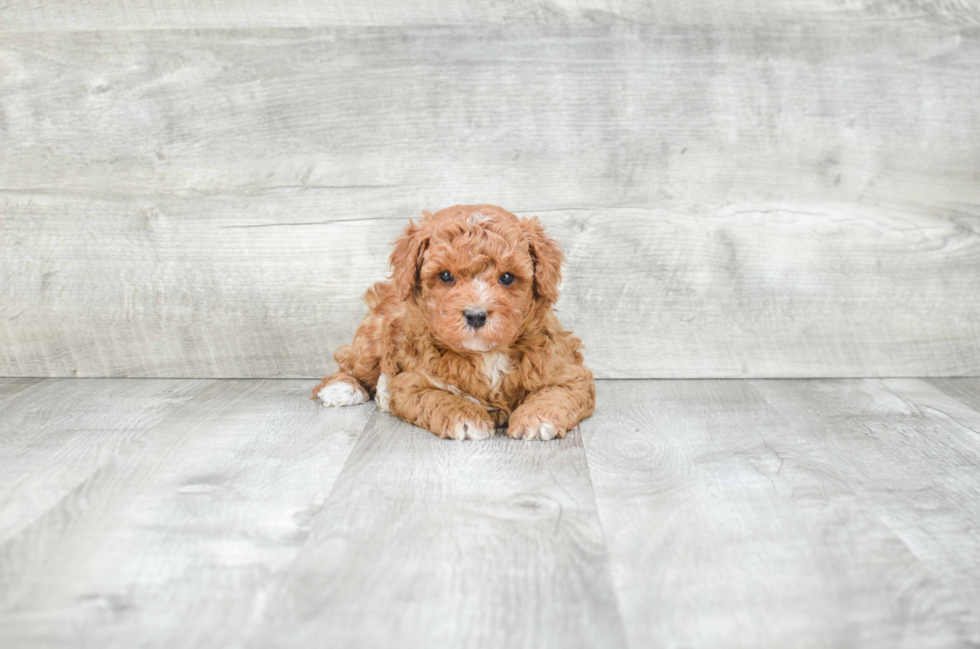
[312,204,595,441]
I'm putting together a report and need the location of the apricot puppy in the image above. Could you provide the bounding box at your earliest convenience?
[312,204,595,441]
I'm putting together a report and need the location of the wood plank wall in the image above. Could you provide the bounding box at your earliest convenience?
[2,2,979,378]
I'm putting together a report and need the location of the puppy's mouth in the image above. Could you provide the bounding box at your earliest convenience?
[461,321,498,351]
[461,335,495,352]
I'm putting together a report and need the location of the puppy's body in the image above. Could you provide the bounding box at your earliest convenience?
[313,204,595,441]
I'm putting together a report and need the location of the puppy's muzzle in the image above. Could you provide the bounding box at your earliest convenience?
[464,308,487,329]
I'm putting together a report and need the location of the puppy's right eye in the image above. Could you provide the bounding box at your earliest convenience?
[438,271,454,283]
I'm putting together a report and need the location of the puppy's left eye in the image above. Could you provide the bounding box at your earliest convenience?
[439,271,454,283]
[498,273,515,286]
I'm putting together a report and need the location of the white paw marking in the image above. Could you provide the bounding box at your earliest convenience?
[519,419,558,441]
[318,382,367,407]
[375,374,390,412]
[451,420,493,441]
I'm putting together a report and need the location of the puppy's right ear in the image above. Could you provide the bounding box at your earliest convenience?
[389,212,431,300]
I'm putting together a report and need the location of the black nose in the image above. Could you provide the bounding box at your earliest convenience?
[464,308,487,329]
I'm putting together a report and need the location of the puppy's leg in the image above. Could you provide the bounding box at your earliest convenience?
[312,371,370,407]
[507,368,596,441]
[387,372,495,440]
[313,313,384,406]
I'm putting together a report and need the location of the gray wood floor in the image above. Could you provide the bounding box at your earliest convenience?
[2,378,980,648]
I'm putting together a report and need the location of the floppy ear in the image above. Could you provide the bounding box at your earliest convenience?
[520,216,564,304]
[389,213,431,300]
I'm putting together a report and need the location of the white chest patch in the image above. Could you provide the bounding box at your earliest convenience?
[481,352,512,389]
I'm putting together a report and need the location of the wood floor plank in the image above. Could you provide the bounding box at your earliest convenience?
[0,380,372,649]
[751,379,980,646]
[581,379,980,648]
[0,378,48,406]
[248,412,626,649]
[0,378,210,543]
[4,378,980,646]
[925,378,980,416]
[883,378,980,448]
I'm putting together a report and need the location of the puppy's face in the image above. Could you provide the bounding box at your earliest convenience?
[390,205,564,353]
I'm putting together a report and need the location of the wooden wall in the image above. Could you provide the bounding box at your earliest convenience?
[2,2,979,378]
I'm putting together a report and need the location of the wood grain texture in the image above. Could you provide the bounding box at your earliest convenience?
[249,410,626,648]
[751,378,980,646]
[3,0,979,31]
[885,378,980,442]
[2,21,979,378]
[0,379,371,648]
[2,377,980,646]
[0,378,46,405]
[5,192,977,378]
[3,25,979,201]
[0,378,210,542]
[581,379,980,648]
[927,377,980,414]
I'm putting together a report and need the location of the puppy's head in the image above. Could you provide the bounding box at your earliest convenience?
[389,204,563,352]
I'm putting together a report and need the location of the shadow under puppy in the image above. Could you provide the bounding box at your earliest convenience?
[313,204,595,441]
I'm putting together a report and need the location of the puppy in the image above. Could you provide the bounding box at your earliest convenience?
[312,204,595,441]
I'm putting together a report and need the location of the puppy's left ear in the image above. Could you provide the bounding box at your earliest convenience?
[389,212,432,300]
[520,216,564,305]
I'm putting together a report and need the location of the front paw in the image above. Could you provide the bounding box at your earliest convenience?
[507,407,565,441]
[432,404,495,441]
[316,380,369,407]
